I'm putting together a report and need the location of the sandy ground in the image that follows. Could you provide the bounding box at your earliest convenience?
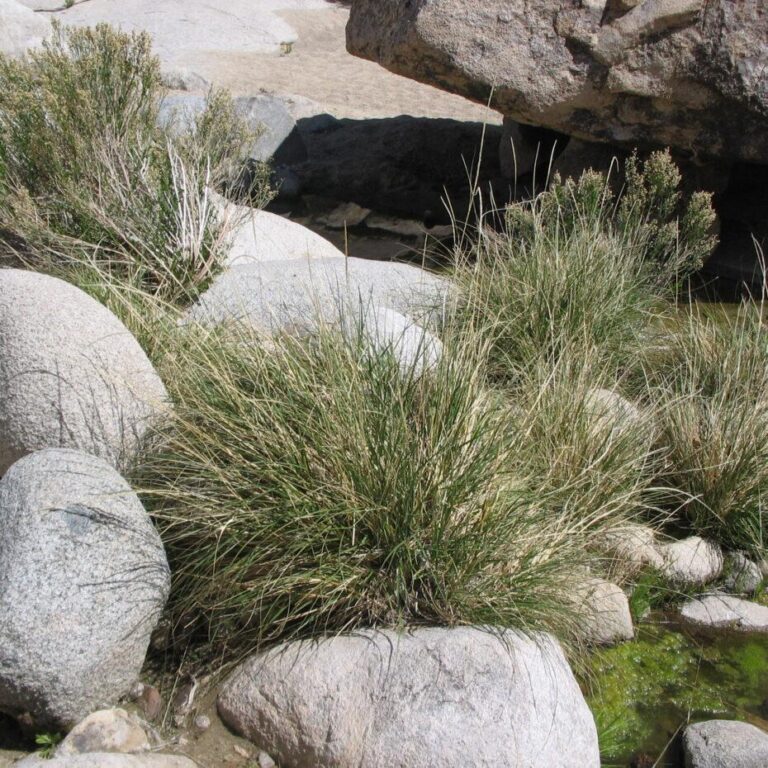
[189,6,501,122]
[52,0,500,123]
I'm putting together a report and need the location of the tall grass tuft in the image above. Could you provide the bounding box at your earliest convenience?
[131,319,631,661]
[645,303,768,554]
[453,151,716,382]
[509,351,660,559]
[0,23,269,300]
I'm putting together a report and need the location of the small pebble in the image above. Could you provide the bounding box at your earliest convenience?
[172,675,198,716]
[193,714,211,732]
[258,750,276,768]
[137,685,162,722]
[233,744,250,758]
[129,682,145,700]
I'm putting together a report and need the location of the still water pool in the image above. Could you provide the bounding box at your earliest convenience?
[587,616,768,767]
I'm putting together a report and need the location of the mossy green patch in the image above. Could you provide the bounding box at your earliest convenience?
[586,620,768,765]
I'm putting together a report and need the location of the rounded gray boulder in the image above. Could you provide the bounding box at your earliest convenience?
[0,449,171,728]
[660,536,723,587]
[0,269,168,477]
[185,257,450,331]
[184,257,448,372]
[683,720,768,768]
[218,626,600,768]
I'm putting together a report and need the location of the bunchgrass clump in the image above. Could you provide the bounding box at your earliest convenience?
[453,151,716,381]
[0,23,269,300]
[132,318,632,661]
[509,351,660,562]
[644,303,768,554]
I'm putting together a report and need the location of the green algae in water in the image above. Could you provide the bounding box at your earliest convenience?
[587,619,768,766]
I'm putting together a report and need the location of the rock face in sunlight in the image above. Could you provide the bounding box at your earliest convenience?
[347,0,768,164]
[218,627,601,768]
[0,0,49,58]
[0,450,170,728]
[0,269,168,476]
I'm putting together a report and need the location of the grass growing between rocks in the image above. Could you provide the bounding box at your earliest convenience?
[452,151,716,382]
[505,353,660,569]
[642,304,768,555]
[450,151,768,557]
[59,148,763,674]
[133,319,640,660]
[0,23,270,302]
[3,34,765,745]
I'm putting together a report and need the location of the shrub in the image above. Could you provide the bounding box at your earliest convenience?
[645,303,768,554]
[453,151,716,381]
[132,318,631,660]
[0,23,269,300]
[617,150,716,274]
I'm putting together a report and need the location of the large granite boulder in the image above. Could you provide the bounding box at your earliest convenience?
[0,269,168,476]
[186,257,449,330]
[0,449,170,728]
[185,258,447,374]
[0,0,49,58]
[347,0,768,164]
[218,627,600,768]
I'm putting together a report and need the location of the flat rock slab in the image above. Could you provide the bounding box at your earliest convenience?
[683,720,768,768]
[47,1,496,123]
[57,0,328,61]
[218,626,600,768]
[680,594,768,632]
